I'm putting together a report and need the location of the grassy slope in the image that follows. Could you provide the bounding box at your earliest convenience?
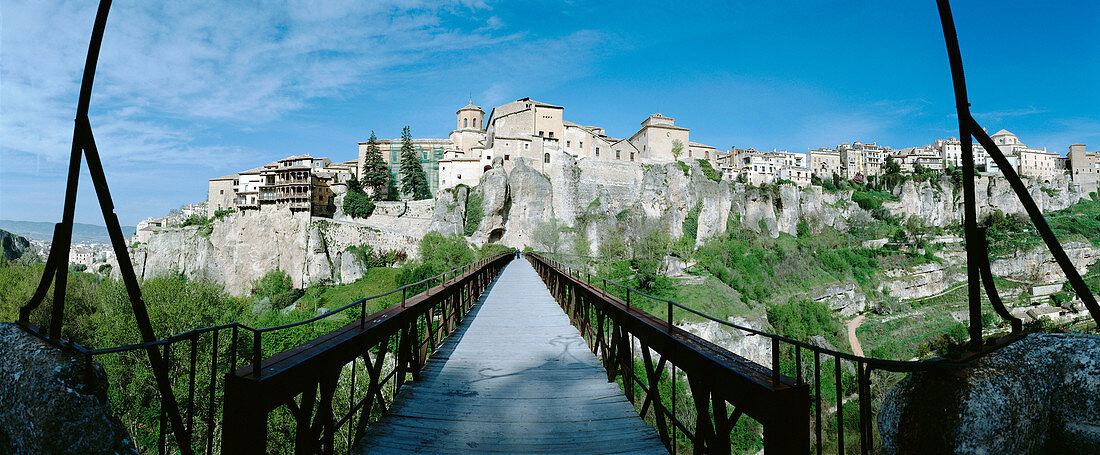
[294,267,402,315]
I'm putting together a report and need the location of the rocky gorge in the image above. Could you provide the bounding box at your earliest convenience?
[132,155,1093,299]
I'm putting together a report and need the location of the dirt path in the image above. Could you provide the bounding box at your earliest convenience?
[847,314,866,357]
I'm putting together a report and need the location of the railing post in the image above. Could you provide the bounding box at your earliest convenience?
[252,331,262,378]
[221,374,268,454]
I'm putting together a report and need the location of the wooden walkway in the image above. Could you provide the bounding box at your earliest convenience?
[352,259,666,454]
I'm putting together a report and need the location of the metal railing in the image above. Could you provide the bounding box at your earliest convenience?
[528,253,1020,454]
[20,253,511,454]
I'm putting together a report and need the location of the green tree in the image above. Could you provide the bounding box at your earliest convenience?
[398,126,432,200]
[385,171,400,201]
[884,155,901,175]
[671,139,684,160]
[361,131,390,200]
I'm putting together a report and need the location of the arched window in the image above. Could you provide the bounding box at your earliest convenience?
[544,153,551,164]
[464,118,468,128]
[473,118,477,128]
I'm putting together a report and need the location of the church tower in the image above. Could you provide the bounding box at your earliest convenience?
[457,98,484,131]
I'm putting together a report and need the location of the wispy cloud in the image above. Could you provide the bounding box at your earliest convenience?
[1,0,618,223]
[970,106,1048,122]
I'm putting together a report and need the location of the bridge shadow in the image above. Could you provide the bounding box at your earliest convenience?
[353,261,666,454]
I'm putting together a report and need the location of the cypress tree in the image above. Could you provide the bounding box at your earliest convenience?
[398,126,432,200]
[361,131,389,200]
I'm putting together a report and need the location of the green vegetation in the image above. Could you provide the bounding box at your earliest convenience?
[768,297,842,344]
[342,178,376,218]
[360,131,391,199]
[980,198,1100,256]
[676,159,690,176]
[682,202,702,244]
[251,269,304,309]
[693,227,927,304]
[345,244,402,269]
[398,126,432,200]
[696,158,721,182]
[463,190,484,236]
[397,231,477,294]
[671,138,684,160]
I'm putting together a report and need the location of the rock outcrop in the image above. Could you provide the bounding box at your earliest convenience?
[1,229,31,261]
[879,333,1100,454]
[991,241,1100,284]
[133,206,424,294]
[0,323,136,454]
[678,317,774,368]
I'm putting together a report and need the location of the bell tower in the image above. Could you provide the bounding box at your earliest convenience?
[457,97,484,131]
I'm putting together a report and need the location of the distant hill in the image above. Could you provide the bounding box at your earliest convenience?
[0,220,136,244]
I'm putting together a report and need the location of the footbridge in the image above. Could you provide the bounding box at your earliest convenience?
[16,0,1100,454]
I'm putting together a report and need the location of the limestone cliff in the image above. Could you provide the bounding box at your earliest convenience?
[471,155,1086,250]
[136,157,1089,296]
[132,204,437,295]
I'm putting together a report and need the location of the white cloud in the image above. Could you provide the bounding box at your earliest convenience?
[0,0,618,223]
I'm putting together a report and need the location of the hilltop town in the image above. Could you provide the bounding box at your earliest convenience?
[182,97,1095,226]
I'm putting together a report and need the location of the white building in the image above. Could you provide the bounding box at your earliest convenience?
[387,97,719,192]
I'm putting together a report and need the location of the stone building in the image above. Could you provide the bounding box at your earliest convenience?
[726,148,811,186]
[894,146,945,173]
[809,147,842,178]
[206,154,351,218]
[1068,144,1099,194]
[374,97,719,192]
[207,175,237,216]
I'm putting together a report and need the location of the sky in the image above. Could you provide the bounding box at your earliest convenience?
[1,0,1097,226]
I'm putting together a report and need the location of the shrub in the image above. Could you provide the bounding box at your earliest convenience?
[464,191,484,236]
[181,214,209,227]
[251,269,303,309]
[767,297,842,344]
[682,202,702,243]
[796,220,810,238]
[343,190,376,218]
[696,159,721,182]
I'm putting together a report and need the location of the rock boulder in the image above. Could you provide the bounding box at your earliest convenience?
[0,323,136,454]
[879,333,1100,454]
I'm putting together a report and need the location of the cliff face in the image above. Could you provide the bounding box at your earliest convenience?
[137,157,1089,296]
[475,155,1086,249]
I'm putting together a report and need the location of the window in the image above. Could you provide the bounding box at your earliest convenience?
[580,141,583,148]
[524,144,529,150]
[595,147,600,157]
[464,118,468,127]
[548,132,554,138]
[544,153,551,164]
[505,154,510,160]
[616,150,621,159]
[486,155,491,160]
[539,131,544,137]
[630,151,635,161]
[473,119,477,128]
[567,141,571,147]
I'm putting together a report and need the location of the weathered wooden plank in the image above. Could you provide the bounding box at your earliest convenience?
[352,260,666,454]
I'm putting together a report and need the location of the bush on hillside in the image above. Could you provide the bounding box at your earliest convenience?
[251,269,303,309]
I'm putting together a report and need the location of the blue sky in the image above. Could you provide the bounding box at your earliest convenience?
[2,0,1097,226]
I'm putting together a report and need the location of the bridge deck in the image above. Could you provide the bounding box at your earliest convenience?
[352,259,666,454]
